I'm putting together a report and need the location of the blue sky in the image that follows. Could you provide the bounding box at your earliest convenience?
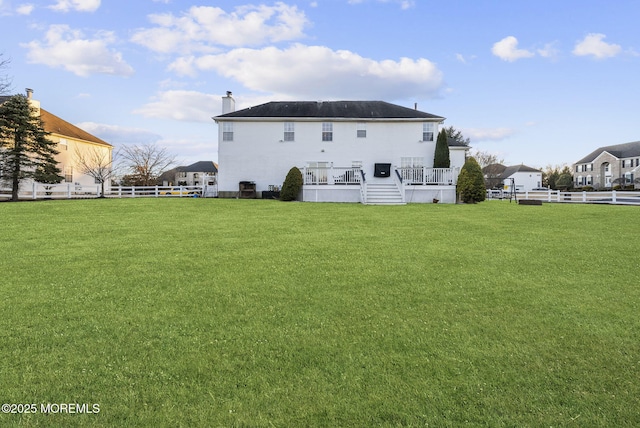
[1,0,638,168]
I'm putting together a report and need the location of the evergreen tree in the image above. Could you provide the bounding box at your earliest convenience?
[280,167,303,201]
[433,129,450,168]
[456,156,486,203]
[0,94,61,201]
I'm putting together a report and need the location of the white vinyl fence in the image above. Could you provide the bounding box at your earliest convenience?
[1,182,217,200]
[488,189,640,205]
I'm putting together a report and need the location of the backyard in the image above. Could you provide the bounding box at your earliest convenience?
[0,199,638,426]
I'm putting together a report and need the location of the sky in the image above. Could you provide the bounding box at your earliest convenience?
[1,0,639,169]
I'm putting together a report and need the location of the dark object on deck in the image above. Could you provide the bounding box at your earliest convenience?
[374,163,391,177]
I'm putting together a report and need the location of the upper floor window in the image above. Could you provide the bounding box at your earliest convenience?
[284,122,295,141]
[322,122,333,141]
[222,122,233,141]
[357,122,366,138]
[422,123,434,141]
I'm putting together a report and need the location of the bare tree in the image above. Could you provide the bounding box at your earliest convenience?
[470,149,504,169]
[470,149,505,189]
[74,145,117,197]
[0,53,12,95]
[119,144,176,186]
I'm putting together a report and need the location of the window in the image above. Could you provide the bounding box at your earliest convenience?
[322,122,333,141]
[284,122,295,141]
[586,175,592,185]
[357,122,366,138]
[422,123,434,141]
[65,166,73,183]
[222,122,233,141]
[59,138,68,151]
[94,176,102,184]
[401,157,424,168]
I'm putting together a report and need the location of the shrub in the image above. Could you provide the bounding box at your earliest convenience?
[457,157,486,203]
[280,167,303,201]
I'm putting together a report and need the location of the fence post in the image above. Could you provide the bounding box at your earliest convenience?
[155,186,159,197]
[33,182,37,199]
[132,187,136,198]
[612,190,617,203]
[68,183,72,199]
[583,191,586,203]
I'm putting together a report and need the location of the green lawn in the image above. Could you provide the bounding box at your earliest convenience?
[1,199,639,427]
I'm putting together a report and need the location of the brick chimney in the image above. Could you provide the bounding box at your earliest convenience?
[222,91,235,114]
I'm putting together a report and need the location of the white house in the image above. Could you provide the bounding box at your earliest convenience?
[214,93,467,204]
[500,164,543,192]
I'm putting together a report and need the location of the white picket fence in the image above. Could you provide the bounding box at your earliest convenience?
[0,182,217,200]
[488,189,640,205]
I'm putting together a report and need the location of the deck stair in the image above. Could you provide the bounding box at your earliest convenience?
[362,180,405,205]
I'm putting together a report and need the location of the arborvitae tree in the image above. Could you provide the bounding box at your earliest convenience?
[433,129,450,168]
[280,166,303,201]
[0,94,60,201]
[457,156,486,203]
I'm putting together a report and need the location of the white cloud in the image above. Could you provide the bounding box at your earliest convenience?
[171,44,444,100]
[22,24,134,77]
[16,4,34,15]
[572,33,621,59]
[75,122,162,145]
[455,53,477,64]
[49,0,100,12]
[463,127,515,141]
[348,0,416,8]
[133,90,220,122]
[492,36,534,62]
[131,3,308,54]
[537,42,560,59]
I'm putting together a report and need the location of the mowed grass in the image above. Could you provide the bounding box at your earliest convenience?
[0,198,639,427]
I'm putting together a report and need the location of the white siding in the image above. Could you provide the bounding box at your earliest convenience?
[217,119,451,194]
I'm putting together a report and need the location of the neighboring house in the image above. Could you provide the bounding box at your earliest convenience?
[482,163,507,189]
[214,93,467,204]
[1,89,113,191]
[573,141,640,189]
[160,161,218,186]
[499,164,542,192]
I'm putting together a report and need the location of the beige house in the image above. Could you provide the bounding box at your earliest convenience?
[573,141,640,189]
[26,89,113,190]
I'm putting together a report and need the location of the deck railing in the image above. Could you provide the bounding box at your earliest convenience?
[303,166,459,186]
[303,166,362,185]
[397,167,460,185]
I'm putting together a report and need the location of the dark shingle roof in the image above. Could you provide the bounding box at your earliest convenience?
[216,101,444,120]
[499,164,541,178]
[575,141,640,164]
[180,161,218,173]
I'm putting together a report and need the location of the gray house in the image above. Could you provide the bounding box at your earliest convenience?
[160,161,218,186]
[573,141,640,188]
